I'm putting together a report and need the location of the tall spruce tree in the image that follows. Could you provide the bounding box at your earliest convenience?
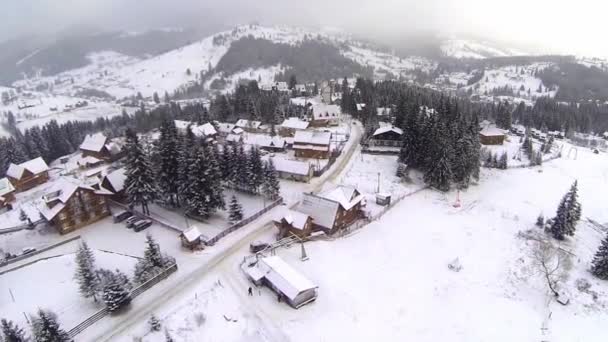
[184,146,212,218]
[549,181,582,240]
[228,195,244,225]
[591,233,608,280]
[134,234,173,284]
[1,319,28,342]
[102,271,132,312]
[156,119,181,206]
[124,129,158,215]
[423,136,453,192]
[31,309,70,342]
[74,241,100,302]
[262,159,281,200]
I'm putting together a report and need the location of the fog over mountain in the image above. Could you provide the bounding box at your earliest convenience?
[2,0,607,57]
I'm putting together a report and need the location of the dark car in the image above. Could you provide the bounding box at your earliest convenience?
[113,210,133,223]
[133,219,153,232]
[125,216,142,228]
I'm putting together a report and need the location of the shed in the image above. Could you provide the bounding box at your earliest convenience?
[376,192,391,206]
[479,127,506,145]
[181,226,204,250]
[245,256,318,308]
[272,158,314,182]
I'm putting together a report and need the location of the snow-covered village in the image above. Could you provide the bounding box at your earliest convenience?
[1,2,608,341]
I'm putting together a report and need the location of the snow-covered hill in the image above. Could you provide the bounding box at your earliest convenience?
[441,39,528,59]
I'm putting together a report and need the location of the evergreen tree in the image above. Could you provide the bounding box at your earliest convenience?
[31,309,69,342]
[164,91,171,103]
[549,181,582,240]
[1,319,28,342]
[102,272,132,312]
[74,241,100,302]
[246,146,264,194]
[261,159,281,200]
[156,120,181,206]
[591,233,608,280]
[183,146,213,218]
[499,151,508,169]
[153,92,160,104]
[423,139,452,192]
[148,315,162,332]
[536,214,545,227]
[124,129,158,215]
[288,75,297,90]
[134,234,173,284]
[228,195,243,225]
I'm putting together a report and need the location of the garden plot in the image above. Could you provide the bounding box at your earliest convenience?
[0,250,138,330]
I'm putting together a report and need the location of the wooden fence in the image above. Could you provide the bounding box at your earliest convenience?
[0,235,81,271]
[67,263,178,338]
[0,219,45,236]
[205,198,283,246]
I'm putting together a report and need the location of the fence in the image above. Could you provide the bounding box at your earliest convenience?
[0,219,45,236]
[67,263,178,338]
[205,198,283,246]
[0,235,81,271]
[108,200,183,233]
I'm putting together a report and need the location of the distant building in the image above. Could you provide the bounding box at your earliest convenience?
[235,119,262,133]
[479,127,506,145]
[372,126,403,141]
[244,256,318,308]
[272,158,314,182]
[293,131,332,159]
[274,82,289,93]
[294,84,307,96]
[98,168,127,201]
[310,104,341,127]
[175,120,217,138]
[217,123,237,135]
[79,133,125,162]
[376,107,392,119]
[279,118,310,137]
[0,178,16,211]
[6,157,50,192]
[39,180,111,234]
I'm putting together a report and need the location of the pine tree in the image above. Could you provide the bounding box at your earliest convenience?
[549,181,582,240]
[261,159,281,200]
[246,146,264,194]
[423,140,452,192]
[536,214,545,228]
[164,91,171,103]
[124,129,158,215]
[102,273,132,312]
[74,241,100,302]
[134,234,173,284]
[1,319,28,342]
[153,92,160,104]
[156,120,181,206]
[148,315,162,332]
[591,233,608,280]
[31,309,70,342]
[228,195,243,225]
[183,146,212,218]
[499,151,508,169]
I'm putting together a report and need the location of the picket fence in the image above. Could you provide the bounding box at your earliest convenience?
[67,263,178,338]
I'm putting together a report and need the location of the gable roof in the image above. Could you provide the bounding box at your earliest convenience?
[7,157,49,180]
[319,186,364,211]
[236,119,261,129]
[0,178,15,197]
[272,158,312,176]
[217,123,236,134]
[274,209,311,230]
[103,168,126,193]
[373,126,403,137]
[293,131,331,146]
[182,226,202,243]
[479,127,506,137]
[258,256,317,301]
[80,133,108,152]
[298,193,341,230]
[281,118,310,130]
[311,104,340,120]
[248,136,286,149]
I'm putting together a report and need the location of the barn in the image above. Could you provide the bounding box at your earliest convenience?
[479,127,506,145]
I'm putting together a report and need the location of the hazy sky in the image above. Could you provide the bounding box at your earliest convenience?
[2,0,606,57]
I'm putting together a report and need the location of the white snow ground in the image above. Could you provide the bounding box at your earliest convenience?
[113,142,608,342]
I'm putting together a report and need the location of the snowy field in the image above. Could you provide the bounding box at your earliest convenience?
[0,250,138,330]
[112,142,607,342]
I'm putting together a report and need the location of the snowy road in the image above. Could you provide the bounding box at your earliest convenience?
[81,121,363,341]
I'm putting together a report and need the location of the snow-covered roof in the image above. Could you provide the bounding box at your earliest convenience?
[39,181,80,220]
[298,193,341,230]
[281,118,310,130]
[373,126,403,137]
[293,131,331,146]
[0,178,15,197]
[258,256,317,301]
[77,156,102,166]
[274,209,311,230]
[248,136,286,149]
[236,119,261,129]
[272,158,312,176]
[319,186,364,211]
[232,127,244,135]
[193,122,217,137]
[295,84,306,92]
[79,133,108,152]
[377,107,392,116]
[226,134,243,143]
[7,157,49,180]
[479,127,506,137]
[217,123,236,134]
[182,226,202,243]
[356,103,366,111]
[104,168,126,193]
[174,120,191,131]
[311,104,341,120]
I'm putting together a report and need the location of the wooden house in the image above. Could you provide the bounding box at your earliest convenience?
[250,136,286,152]
[279,118,310,137]
[244,256,318,309]
[273,209,314,239]
[98,168,127,202]
[79,133,125,162]
[235,119,262,133]
[293,131,332,159]
[297,186,364,234]
[0,178,16,211]
[272,158,314,183]
[39,181,111,234]
[310,104,341,127]
[370,126,403,146]
[6,157,50,192]
[479,127,506,145]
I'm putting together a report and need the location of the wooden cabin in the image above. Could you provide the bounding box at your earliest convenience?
[180,226,204,250]
[479,127,506,145]
[99,168,127,202]
[79,133,125,162]
[6,157,50,192]
[310,104,340,127]
[272,158,314,183]
[293,131,332,159]
[279,118,310,137]
[0,178,16,211]
[273,209,314,239]
[39,181,111,234]
[297,186,364,234]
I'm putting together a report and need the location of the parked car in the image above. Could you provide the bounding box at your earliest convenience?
[133,219,153,232]
[250,241,270,253]
[125,216,142,228]
[113,210,132,223]
[22,247,37,255]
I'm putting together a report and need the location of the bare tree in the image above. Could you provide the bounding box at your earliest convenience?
[531,241,569,305]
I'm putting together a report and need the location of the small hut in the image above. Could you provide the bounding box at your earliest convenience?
[181,226,204,250]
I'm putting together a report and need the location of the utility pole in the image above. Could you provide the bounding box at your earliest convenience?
[377,172,381,193]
